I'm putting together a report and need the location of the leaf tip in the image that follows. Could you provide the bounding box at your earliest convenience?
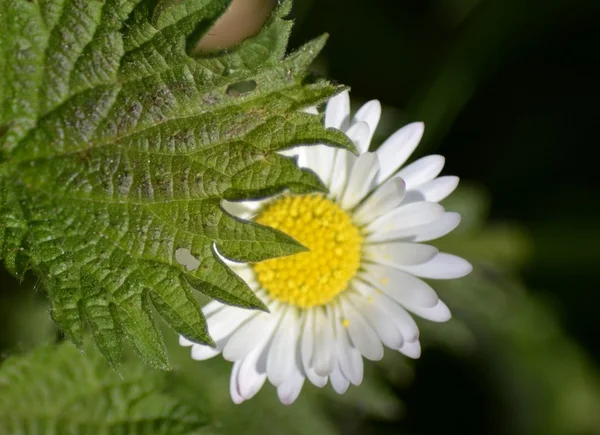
[254,298,270,313]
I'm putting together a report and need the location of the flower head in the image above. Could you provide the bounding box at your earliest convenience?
[180,91,472,404]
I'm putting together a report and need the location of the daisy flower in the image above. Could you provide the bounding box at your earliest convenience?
[180,90,472,405]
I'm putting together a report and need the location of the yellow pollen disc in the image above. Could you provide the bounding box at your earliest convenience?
[253,194,363,309]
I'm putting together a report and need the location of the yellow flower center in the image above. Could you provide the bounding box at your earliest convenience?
[253,194,363,309]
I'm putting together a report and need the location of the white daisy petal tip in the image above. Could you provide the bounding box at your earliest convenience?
[277,376,305,405]
[345,121,371,154]
[232,395,244,405]
[376,121,426,184]
[412,121,425,137]
[354,99,381,123]
[399,340,422,359]
[179,335,194,347]
[406,175,460,203]
[430,300,452,322]
[330,368,350,395]
[238,360,267,400]
[399,253,473,280]
[325,90,351,129]
[408,300,452,323]
[306,368,328,388]
[191,343,220,361]
[353,99,381,144]
[230,362,245,404]
[397,154,446,190]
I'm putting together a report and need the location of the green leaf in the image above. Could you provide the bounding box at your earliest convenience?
[0,342,210,434]
[0,339,341,435]
[0,0,354,369]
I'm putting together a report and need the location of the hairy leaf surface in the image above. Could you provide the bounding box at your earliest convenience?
[0,0,352,368]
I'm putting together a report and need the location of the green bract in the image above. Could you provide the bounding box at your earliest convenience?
[0,0,353,369]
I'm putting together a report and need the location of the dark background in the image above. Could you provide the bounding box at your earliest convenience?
[290,0,599,433]
[1,1,599,434]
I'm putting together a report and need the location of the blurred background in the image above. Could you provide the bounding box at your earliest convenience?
[1,0,599,434]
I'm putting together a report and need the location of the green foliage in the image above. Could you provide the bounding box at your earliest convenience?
[0,0,353,370]
[0,342,210,434]
[0,340,340,435]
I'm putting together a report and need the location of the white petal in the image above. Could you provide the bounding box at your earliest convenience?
[223,311,280,361]
[327,121,370,200]
[404,176,460,204]
[380,298,420,343]
[399,340,422,359]
[398,253,472,279]
[381,212,462,243]
[333,305,364,386]
[352,281,420,343]
[279,147,301,158]
[396,155,445,190]
[277,372,305,405]
[365,201,445,239]
[329,122,369,198]
[328,120,369,200]
[179,335,194,347]
[353,100,381,148]
[300,309,316,376]
[238,345,268,400]
[325,90,350,130]
[202,300,225,317]
[205,305,256,344]
[330,365,350,394]
[353,177,406,226]
[342,347,364,386]
[362,264,439,309]
[375,122,425,184]
[191,344,221,361]
[407,300,452,322]
[340,152,380,210]
[296,145,312,168]
[328,148,351,199]
[306,367,328,388]
[312,307,335,376]
[364,242,438,267]
[226,264,258,287]
[290,145,307,166]
[345,120,371,155]
[254,333,272,375]
[267,308,301,386]
[339,298,384,361]
[317,148,337,187]
[230,361,244,404]
[302,145,336,187]
[349,293,404,349]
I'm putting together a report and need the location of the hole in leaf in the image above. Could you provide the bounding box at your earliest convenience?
[226,80,257,97]
[175,248,201,272]
[185,19,222,55]
[193,0,277,53]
